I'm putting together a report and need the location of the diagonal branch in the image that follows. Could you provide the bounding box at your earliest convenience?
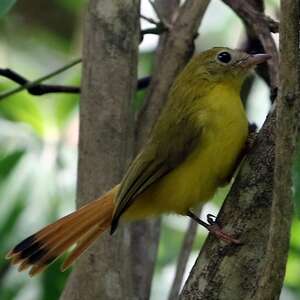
[223,0,279,33]
[136,0,211,148]
[168,208,202,300]
[0,68,80,95]
[180,110,277,300]
[255,1,300,298]
[223,0,279,88]
[240,0,271,88]
[131,1,210,298]
[0,58,82,100]
[148,0,173,29]
[0,66,151,97]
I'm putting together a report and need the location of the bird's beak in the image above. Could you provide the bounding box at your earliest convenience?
[242,53,272,68]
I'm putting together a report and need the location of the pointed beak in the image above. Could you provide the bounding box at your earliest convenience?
[242,53,272,68]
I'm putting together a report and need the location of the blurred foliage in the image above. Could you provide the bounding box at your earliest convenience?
[0,0,16,18]
[0,0,299,300]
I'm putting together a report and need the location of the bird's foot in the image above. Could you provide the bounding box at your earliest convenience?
[187,211,241,245]
[206,214,241,244]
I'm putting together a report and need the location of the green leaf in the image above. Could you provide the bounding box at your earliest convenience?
[0,92,45,136]
[0,197,25,241]
[285,219,300,289]
[41,259,71,300]
[133,90,146,112]
[49,72,80,128]
[0,283,24,300]
[0,150,24,180]
[54,93,79,129]
[54,0,87,14]
[0,0,16,17]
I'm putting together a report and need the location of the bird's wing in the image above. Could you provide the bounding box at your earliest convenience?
[111,117,203,232]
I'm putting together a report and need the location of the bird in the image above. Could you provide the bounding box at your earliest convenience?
[6,47,271,276]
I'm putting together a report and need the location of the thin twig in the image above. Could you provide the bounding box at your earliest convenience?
[140,14,160,25]
[148,0,172,29]
[135,0,210,141]
[140,26,168,42]
[0,68,80,95]
[0,65,151,97]
[240,0,270,88]
[223,0,279,88]
[137,76,151,90]
[0,58,82,100]
[141,26,167,36]
[140,13,169,43]
[224,0,279,33]
[168,208,202,300]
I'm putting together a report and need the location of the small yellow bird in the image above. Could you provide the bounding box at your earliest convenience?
[6,47,270,276]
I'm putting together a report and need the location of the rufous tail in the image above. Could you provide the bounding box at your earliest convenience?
[6,187,117,277]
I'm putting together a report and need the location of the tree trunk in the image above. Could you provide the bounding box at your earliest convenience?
[60,1,139,299]
[127,2,179,299]
[255,1,300,298]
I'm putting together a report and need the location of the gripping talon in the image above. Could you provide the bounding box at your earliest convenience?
[206,214,217,225]
[207,223,242,245]
[187,210,241,245]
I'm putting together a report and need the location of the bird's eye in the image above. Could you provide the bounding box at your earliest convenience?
[217,52,232,64]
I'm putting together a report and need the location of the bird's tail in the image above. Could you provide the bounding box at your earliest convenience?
[6,187,117,277]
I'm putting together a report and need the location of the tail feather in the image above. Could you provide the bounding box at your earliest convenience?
[19,211,103,276]
[27,210,107,274]
[61,224,106,271]
[6,188,116,276]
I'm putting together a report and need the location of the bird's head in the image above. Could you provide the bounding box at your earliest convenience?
[186,47,271,88]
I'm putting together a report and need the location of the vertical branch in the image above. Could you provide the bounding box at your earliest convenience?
[180,112,277,300]
[128,2,179,299]
[60,1,139,299]
[130,1,210,297]
[135,0,211,148]
[168,213,200,300]
[256,1,300,298]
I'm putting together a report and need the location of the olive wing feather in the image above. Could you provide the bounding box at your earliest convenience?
[111,119,202,233]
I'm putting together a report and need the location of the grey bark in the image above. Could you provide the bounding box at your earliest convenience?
[168,208,201,300]
[60,1,139,300]
[130,1,210,297]
[223,0,279,88]
[128,2,179,299]
[255,1,300,298]
[135,0,211,148]
[180,111,276,300]
[180,1,299,299]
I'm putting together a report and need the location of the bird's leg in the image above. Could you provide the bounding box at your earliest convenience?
[187,210,241,244]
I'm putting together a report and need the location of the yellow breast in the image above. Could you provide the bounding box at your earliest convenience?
[123,84,248,221]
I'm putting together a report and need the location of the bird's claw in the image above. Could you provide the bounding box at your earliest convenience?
[206,213,217,225]
[207,223,242,245]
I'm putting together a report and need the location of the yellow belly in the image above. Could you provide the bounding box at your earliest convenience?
[123,85,248,221]
[124,122,248,220]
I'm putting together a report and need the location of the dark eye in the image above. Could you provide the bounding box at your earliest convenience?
[217,52,232,64]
